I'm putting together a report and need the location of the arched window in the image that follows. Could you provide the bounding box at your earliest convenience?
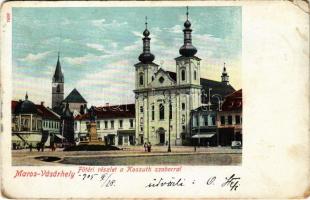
[56,84,60,92]
[139,74,144,85]
[159,103,165,120]
[151,105,155,120]
[194,70,197,80]
[181,70,186,81]
[152,76,154,81]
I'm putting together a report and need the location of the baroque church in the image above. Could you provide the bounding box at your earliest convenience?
[134,9,235,146]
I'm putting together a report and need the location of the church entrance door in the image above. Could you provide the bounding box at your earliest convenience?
[157,127,165,144]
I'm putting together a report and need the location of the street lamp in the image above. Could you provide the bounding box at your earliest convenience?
[211,94,223,147]
[163,89,172,152]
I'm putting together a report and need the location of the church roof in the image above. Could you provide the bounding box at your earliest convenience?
[165,71,235,104]
[64,88,87,103]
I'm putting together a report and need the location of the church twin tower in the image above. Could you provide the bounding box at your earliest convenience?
[134,7,221,145]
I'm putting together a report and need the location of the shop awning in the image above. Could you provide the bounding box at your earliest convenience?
[192,133,215,138]
[55,134,65,139]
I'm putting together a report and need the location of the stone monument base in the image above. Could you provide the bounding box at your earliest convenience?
[79,122,105,145]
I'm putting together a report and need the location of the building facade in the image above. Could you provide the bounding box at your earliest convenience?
[217,89,242,146]
[74,104,136,146]
[134,10,236,146]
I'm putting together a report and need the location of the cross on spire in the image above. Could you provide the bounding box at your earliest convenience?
[145,16,148,29]
[186,6,189,20]
[25,92,28,100]
[57,51,60,61]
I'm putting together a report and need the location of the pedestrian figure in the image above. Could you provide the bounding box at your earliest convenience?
[143,142,147,152]
[147,142,152,152]
[36,143,40,152]
[29,143,32,152]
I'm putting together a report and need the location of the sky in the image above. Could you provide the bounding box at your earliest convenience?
[12,6,241,107]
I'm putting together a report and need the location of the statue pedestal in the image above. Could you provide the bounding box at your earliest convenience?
[80,122,104,145]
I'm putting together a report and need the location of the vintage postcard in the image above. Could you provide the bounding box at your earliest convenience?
[1,1,309,199]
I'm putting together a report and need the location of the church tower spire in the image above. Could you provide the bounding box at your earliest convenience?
[221,62,229,84]
[138,16,155,64]
[179,6,197,57]
[52,52,64,109]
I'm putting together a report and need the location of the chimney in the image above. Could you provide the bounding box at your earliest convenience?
[41,101,44,106]
[106,103,109,107]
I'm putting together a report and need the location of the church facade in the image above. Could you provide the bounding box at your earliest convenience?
[134,9,235,146]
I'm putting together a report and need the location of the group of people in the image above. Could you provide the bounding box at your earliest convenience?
[143,142,152,152]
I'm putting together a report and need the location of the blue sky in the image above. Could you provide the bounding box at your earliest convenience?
[13,7,241,107]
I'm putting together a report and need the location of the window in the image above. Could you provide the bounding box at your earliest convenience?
[212,116,216,126]
[57,84,60,92]
[181,70,185,81]
[152,76,154,81]
[140,106,143,113]
[182,103,185,110]
[228,115,232,125]
[159,76,164,83]
[104,121,108,129]
[110,120,114,129]
[97,121,100,129]
[182,114,185,124]
[140,126,143,131]
[151,105,155,120]
[119,120,123,128]
[182,125,186,131]
[194,70,197,80]
[159,103,165,120]
[139,74,144,85]
[220,116,225,125]
[235,115,241,124]
[169,104,172,120]
[129,119,134,128]
[203,115,208,126]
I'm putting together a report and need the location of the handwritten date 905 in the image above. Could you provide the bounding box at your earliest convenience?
[79,173,116,187]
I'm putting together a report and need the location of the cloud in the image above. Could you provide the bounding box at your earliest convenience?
[166,25,183,33]
[91,19,128,30]
[86,43,110,53]
[19,51,51,62]
[75,60,135,105]
[13,71,52,107]
[63,53,111,65]
[132,31,142,37]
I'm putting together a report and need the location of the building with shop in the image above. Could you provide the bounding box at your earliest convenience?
[74,104,135,146]
[217,89,242,146]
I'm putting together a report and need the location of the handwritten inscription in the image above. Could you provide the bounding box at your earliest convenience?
[221,174,240,191]
[13,167,240,191]
[145,174,240,191]
[146,177,185,187]
[79,173,116,188]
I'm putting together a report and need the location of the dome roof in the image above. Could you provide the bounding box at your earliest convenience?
[138,52,155,64]
[184,20,191,28]
[14,94,38,114]
[179,44,197,57]
[143,29,150,37]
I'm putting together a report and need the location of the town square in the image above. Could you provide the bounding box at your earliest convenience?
[11,6,242,165]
